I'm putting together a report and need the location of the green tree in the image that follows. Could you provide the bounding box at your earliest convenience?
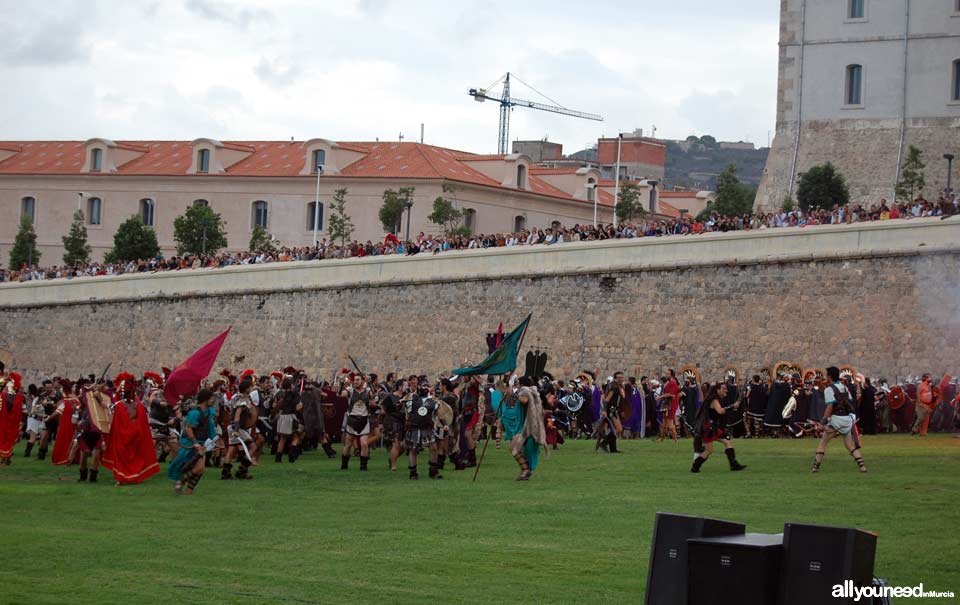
[62,209,92,266]
[104,215,160,263]
[699,134,717,148]
[248,225,276,254]
[781,195,795,213]
[615,182,647,223]
[327,187,354,246]
[428,183,469,236]
[796,162,850,211]
[380,187,414,234]
[173,204,227,256]
[895,145,926,202]
[9,215,41,270]
[709,163,755,216]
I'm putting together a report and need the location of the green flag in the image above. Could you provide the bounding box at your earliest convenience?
[453,314,531,376]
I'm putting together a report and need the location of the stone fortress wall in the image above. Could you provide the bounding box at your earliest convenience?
[0,218,957,384]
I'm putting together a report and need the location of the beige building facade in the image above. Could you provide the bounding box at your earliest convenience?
[756,0,960,209]
[0,138,633,264]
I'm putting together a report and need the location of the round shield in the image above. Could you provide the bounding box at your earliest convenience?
[724,366,740,386]
[759,366,773,386]
[774,361,804,382]
[561,392,584,412]
[888,385,907,410]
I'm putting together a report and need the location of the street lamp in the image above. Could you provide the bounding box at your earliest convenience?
[313,163,322,246]
[404,199,414,243]
[944,154,955,197]
[589,183,599,227]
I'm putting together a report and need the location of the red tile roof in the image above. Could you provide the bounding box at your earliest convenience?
[658,200,682,219]
[659,191,700,198]
[0,140,606,208]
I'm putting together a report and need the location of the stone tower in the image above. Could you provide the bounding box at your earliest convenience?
[755,0,960,210]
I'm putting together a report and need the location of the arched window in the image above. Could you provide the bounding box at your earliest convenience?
[252,200,268,228]
[197,149,211,173]
[90,148,103,172]
[87,197,102,225]
[307,201,324,231]
[140,198,155,226]
[845,64,863,106]
[312,149,326,173]
[193,199,209,208]
[516,164,527,189]
[513,215,526,232]
[20,196,36,224]
[847,0,865,19]
[463,208,476,234]
[953,59,960,101]
[587,178,597,202]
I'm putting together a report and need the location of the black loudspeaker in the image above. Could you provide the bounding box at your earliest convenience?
[779,523,877,605]
[645,512,746,605]
[687,533,784,605]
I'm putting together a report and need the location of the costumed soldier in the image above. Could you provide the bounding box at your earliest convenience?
[691,383,747,473]
[168,388,218,495]
[102,373,159,485]
[598,372,626,453]
[723,373,745,438]
[811,366,867,473]
[436,378,458,472]
[274,377,303,463]
[745,375,768,437]
[403,378,441,480]
[487,383,547,481]
[453,375,482,469]
[381,375,407,471]
[77,380,111,483]
[340,372,374,471]
[764,373,792,436]
[681,375,701,437]
[222,377,258,480]
[0,373,24,466]
[35,380,63,461]
[51,380,79,466]
[145,373,178,463]
[23,381,51,459]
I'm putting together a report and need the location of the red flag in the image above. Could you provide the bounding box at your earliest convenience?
[163,327,231,404]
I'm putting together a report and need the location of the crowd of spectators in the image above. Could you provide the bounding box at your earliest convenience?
[2,194,956,284]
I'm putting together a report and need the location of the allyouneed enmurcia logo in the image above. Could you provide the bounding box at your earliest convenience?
[833,581,955,601]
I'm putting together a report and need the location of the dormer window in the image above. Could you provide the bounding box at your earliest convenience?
[517,164,528,189]
[312,149,326,173]
[90,148,103,172]
[198,149,211,173]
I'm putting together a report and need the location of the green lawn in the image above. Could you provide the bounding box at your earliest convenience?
[0,434,957,604]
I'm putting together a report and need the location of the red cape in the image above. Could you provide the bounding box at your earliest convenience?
[0,392,23,458]
[102,400,159,484]
[51,398,79,465]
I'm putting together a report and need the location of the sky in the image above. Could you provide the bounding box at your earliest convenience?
[0,0,781,155]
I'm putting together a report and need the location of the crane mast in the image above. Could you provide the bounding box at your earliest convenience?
[469,72,603,155]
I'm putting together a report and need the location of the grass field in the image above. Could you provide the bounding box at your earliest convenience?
[0,434,958,604]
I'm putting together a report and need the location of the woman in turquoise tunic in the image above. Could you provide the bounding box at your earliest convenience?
[168,389,218,494]
[489,383,547,480]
